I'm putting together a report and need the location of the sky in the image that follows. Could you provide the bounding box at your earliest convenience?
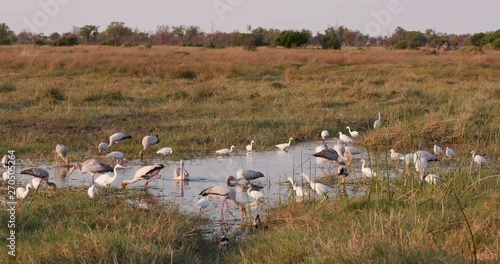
[1,0,499,36]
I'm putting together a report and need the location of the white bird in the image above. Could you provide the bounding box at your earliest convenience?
[156,147,173,156]
[246,140,255,152]
[2,155,12,168]
[173,160,189,181]
[276,137,293,151]
[425,174,441,185]
[413,151,438,163]
[139,135,160,158]
[95,164,127,188]
[67,159,113,183]
[445,147,456,159]
[195,196,209,213]
[30,177,42,189]
[414,154,428,183]
[404,153,414,174]
[106,151,125,164]
[98,142,110,153]
[16,183,33,200]
[216,145,235,155]
[373,112,382,129]
[471,151,488,166]
[108,133,132,148]
[301,173,332,198]
[321,130,329,143]
[346,126,359,138]
[338,132,353,144]
[287,176,306,198]
[360,159,377,178]
[2,171,9,182]
[390,149,404,161]
[433,145,444,157]
[333,143,346,160]
[55,144,70,166]
[199,184,246,219]
[121,164,164,188]
[247,185,266,202]
[88,185,98,199]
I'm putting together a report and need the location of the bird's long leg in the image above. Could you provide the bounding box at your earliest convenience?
[226,200,236,219]
[27,183,41,208]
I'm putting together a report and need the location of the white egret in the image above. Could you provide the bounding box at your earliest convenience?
[16,183,33,200]
[301,173,332,198]
[216,145,235,155]
[471,151,488,166]
[195,196,209,213]
[360,159,377,177]
[94,164,127,188]
[246,140,255,152]
[346,126,359,138]
[276,138,293,151]
[338,132,353,144]
[373,112,382,129]
[156,147,173,156]
[287,176,306,198]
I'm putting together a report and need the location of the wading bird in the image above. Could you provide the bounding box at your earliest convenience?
[414,153,428,183]
[234,169,264,185]
[94,164,127,188]
[390,149,404,161]
[108,133,132,148]
[106,151,125,164]
[246,140,255,152]
[287,176,306,198]
[2,171,9,182]
[321,130,329,144]
[338,132,353,144]
[216,145,235,155]
[67,159,113,184]
[98,142,110,153]
[373,112,382,129]
[139,135,160,158]
[156,147,173,156]
[301,173,332,198]
[471,151,488,167]
[313,148,341,169]
[276,137,293,151]
[445,147,456,159]
[247,185,266,202]
[173,160,189,181]
[360,159,377,178]
[346,126,359,138]
[433,145,444,157]
[88,185,98,199]
[20,168,57,189]
[2,155,11,168]
[425,174,441,185]
[121,164,164,189]
[16,183,33,200]
[195,196,209,214]
[55,144,70,166]
[199,184,246,220]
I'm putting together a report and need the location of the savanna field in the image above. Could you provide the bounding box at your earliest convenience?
[0,45,499,263]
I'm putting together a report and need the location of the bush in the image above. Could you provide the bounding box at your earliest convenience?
[492,38,500,50]
[0,83,16,93]
[394,40,407,49]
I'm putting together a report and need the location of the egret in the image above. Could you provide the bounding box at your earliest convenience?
[246,140,255,152]
[360,159,377,177]
[108,133,132,148]
[94,164,127,188]
[88,185,98,200]
[121,164,164,188]
[320,130,329,144]
[16,183,33,200]
[287,176,306,198]
[55,144,70,166]
[67,159,113,183]
[106,151,125,164]
[445,147,456,159]
[425,174,441,185]
[373,112,382,129]
[199,184,246,219]
[195,196,209,213]
[156,147,173,156]
[338,132,353,144]
[301,173,332,198]
[433,145,444,157]
[247,185,266,202]
[98,142,110,153]
[390,149,404,161]
[139,135,160,158]
[173,160,189,181]
[471,151,488,166]
[216,145,235,155]
[346,126,359,138]
[276,137,293,151]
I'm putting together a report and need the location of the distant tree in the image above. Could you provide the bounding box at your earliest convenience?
[79,25,99,44]
[492,38,500,50]
[0,23,16,45]
[51,32,78,46]
[171,25,186,45]
[16,31,35,44]
[49,32,60,42]
[321,27,343,49]
[154,25,170,45]
[105,21,132,46]
[469,32,486,47]
[274,29,310,48]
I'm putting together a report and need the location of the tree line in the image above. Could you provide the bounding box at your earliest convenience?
[0,21,499,50]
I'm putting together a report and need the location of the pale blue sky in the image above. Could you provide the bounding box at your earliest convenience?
[1,0,499,36]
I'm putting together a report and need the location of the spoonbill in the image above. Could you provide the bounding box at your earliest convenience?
[55,144,70,166]
[246,140,255,152]
[287,176,306,198]
[156,147,173,156]
[373,112,382,129]
[16,183,33,200]
[173,160,189,181]
[67,159,113,183]
[445,147,456,159]
[471,151,488,166]
[338,132,353,144]
[88,185,98,199]
[276,138,293,151]
[94,164,127,188]
[433,145,444,157]
[199,184,246,219]
[346,126,359,138]
[216,145,235,155]
[139,135,160,158]
[301,173,332,198]
[321,130,329,144]
[121,164,164,188]
[360,159,377,178]
[106,151,125,164]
